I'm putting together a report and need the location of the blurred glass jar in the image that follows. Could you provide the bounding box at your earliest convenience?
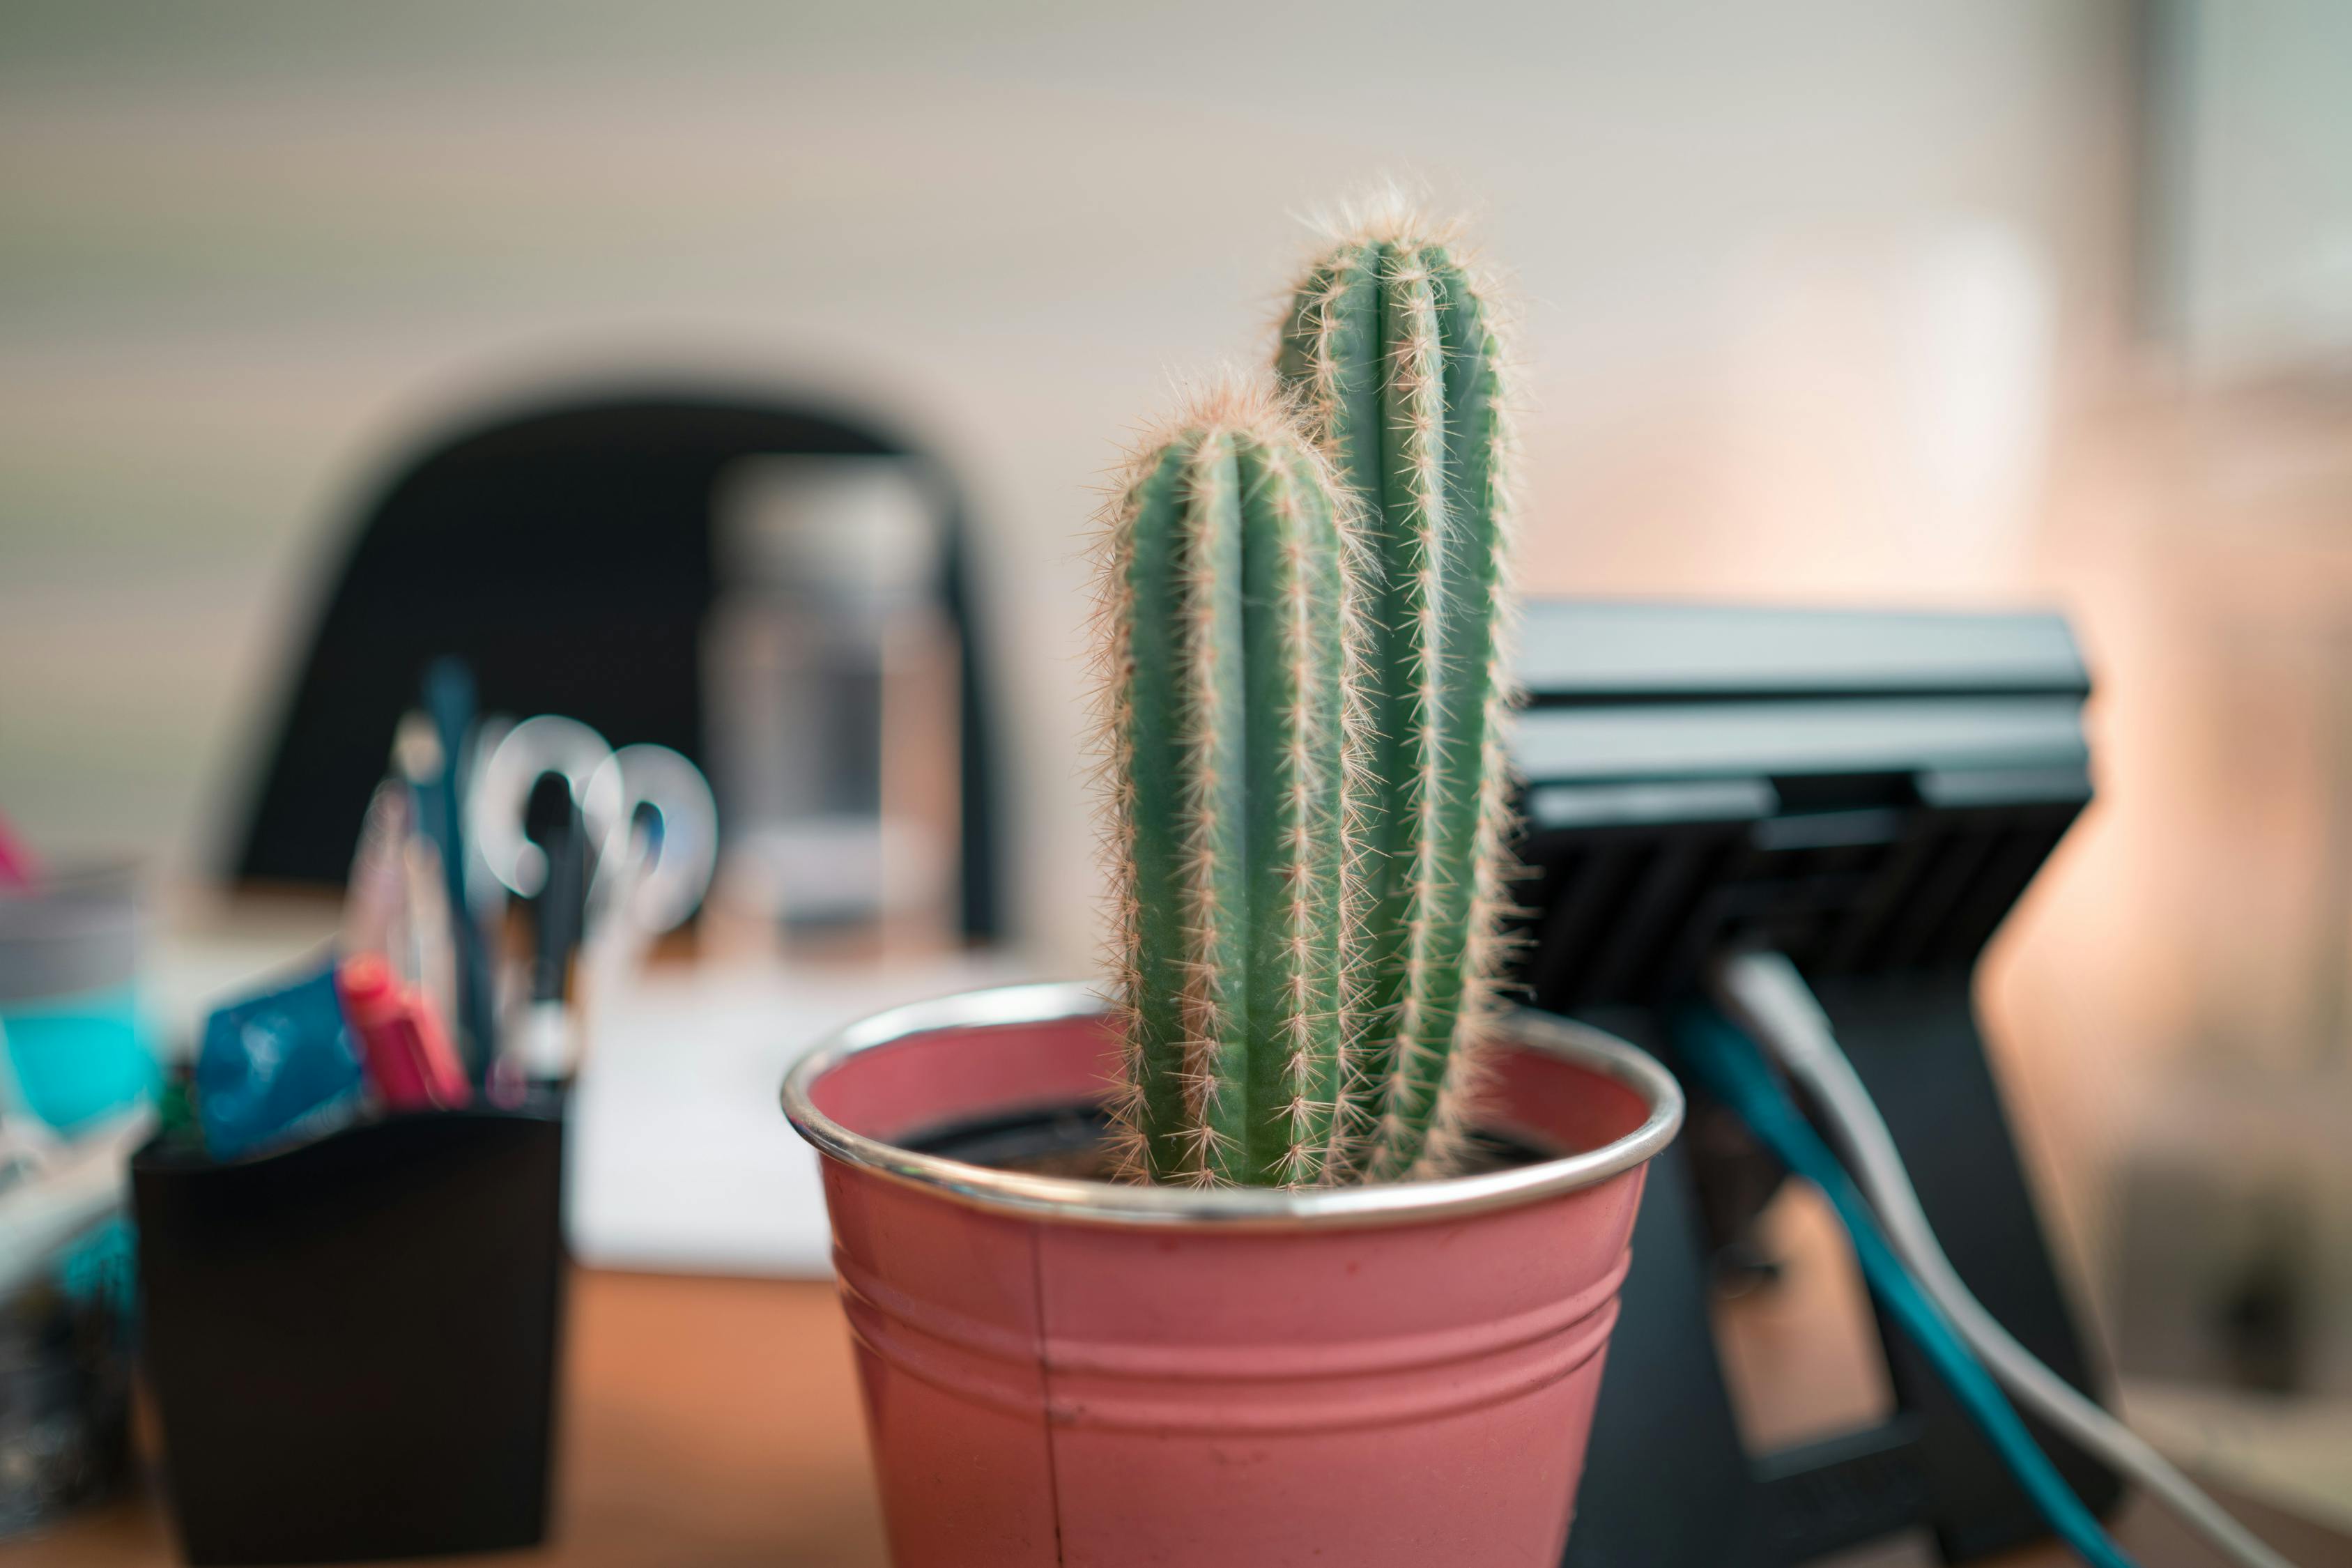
[702,456,960,957]
[0,865,157,1135]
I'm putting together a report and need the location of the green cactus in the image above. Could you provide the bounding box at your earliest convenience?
[1277,209,1516,1182]
[1095,205,1517,1190]
[1097,387,1362,1187]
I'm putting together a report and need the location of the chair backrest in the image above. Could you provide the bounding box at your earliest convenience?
[229,387,1002,943]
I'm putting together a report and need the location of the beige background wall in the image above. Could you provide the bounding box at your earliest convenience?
[0,0,2133,976]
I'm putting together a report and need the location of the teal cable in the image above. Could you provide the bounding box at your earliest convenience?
[1673,1006,2139,1568]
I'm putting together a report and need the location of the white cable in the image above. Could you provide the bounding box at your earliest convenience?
[1710,949,2298,1568]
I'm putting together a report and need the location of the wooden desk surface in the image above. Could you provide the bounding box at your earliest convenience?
[7,1270,2344,1568]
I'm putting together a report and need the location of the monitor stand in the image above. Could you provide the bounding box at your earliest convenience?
[1560,974,2119,1567]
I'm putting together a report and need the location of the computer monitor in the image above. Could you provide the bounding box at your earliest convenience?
[1508,600,2116,1566]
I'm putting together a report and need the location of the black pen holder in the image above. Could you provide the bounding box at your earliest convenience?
[131,1102,566,1565]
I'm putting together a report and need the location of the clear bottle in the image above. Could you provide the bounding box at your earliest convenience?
[702,456,960,959]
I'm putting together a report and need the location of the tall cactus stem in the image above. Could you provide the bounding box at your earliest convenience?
[1277,205,1520,1181]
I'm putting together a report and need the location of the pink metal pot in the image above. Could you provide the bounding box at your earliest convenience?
[783,982,1682,1568]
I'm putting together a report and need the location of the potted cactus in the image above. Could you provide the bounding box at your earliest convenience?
[783,205,1683,1567]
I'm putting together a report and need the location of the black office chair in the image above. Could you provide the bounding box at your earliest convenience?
[229,385,1004,943]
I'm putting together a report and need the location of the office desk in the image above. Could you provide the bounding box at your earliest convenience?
[9,1269,2344,1567]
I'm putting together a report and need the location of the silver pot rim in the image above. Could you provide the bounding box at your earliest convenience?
[780,980,1684,1229]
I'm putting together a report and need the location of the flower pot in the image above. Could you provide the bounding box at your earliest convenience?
[782,982,1682,1568]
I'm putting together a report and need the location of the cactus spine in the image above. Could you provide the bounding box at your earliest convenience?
[1098,390,1360,1186]
[1278,213,1516,1182]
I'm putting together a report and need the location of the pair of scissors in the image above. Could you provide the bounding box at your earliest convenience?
[470,716,718,940]
[467,718,718,1077]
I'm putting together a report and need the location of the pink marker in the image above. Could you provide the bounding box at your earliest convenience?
[335,953,472,1112]
[0,806,39,889]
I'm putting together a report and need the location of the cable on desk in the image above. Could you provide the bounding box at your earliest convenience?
[1709,950,2298,1568]
[1673,1004,2141,1568]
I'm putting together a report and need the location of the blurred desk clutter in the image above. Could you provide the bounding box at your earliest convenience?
[0,853,150,1543]
[228,390,1001,949]
[116,637,1020,1562]
[124,658,688,1563]
[150,899,1032,1279]
[0,381,1020,1561]
[179,660,718,1162]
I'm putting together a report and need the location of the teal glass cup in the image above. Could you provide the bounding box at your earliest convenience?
[0,864,157,1133]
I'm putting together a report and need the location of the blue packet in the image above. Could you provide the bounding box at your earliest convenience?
[195,960,364,1160]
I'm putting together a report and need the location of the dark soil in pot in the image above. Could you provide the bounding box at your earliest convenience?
[905,1105,1558,1183]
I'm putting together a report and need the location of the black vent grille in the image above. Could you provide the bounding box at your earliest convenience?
[1503,599,2095,1011]
[1509,792,2082,1012]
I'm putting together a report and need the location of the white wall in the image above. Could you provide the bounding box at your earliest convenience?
[0,0,2132,969]
[2148,0,2352,376]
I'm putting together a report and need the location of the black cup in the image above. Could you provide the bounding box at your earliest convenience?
[132,1102,565,1565]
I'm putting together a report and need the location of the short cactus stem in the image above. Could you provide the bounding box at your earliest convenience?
[1096,388,1360,1187]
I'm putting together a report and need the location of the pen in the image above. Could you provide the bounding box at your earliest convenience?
[392,714,457,1042]
[422,659,498,1083]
